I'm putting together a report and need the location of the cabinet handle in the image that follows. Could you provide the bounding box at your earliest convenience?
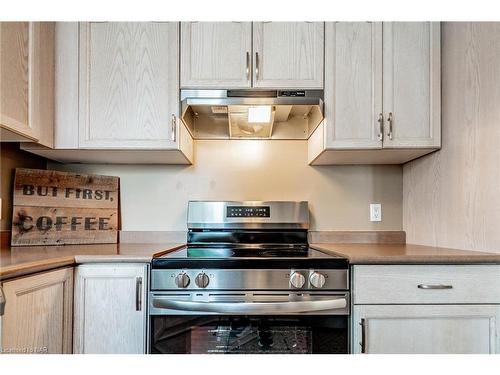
[418,284,453,290]
[377,113,384,141]
[171,114,177,142]
[136,277,143,311]
[246,51,250,81]
[387,112,393,140]
[255,52,260,80]
[0,286,5,316]
[359,318,366,353]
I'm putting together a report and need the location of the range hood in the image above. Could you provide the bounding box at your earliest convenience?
[181,89,324,140]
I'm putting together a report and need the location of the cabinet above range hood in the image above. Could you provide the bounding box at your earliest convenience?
[181,90,324,140]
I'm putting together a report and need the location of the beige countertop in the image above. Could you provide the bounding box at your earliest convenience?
[0,242,185,280]
[2,240,500,281]
[311,243,500,264]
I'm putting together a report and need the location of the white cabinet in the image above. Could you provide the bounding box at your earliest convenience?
[323,22,382,149]
[252,22,324,89]
[353,304,500,354]
[21,22,193,164]
[309,22,441,165]
[180,22,324,89]
[352,265,500,354]
[181,22,252,88]
[73,264,148,354]
[382,22,441,148]
[0,22,54,147]
[0,268,73,354]
[79,22,179,149]
[353,265,500,304]
[0,22,33,141]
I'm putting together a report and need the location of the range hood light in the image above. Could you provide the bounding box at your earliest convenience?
[247,106,272,123]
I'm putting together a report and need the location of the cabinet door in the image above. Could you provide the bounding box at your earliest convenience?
[324,22,382,149]
[181,22,252,88]
[1,268,73,354]
[74,264,148,354]
[382,22,441,148]
[253,22,324,89]
[353,304,500,354]
[0,22,35,140]
[30,22,55,148]
[79,22,179,149]
[1,22,55,146]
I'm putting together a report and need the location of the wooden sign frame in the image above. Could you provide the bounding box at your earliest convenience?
[11,168,120,246]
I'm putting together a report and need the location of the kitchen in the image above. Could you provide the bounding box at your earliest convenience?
[1,0,500,373]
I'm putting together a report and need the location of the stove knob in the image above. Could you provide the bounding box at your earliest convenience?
[290,272,306,289]
[309,272,326,289]
[195,272,210,288]
[175,273,190,288]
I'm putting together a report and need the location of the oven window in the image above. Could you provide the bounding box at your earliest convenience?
[150,315,348,354]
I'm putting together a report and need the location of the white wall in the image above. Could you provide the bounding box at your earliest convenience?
[404,23,500,253]
[51,140,402,231]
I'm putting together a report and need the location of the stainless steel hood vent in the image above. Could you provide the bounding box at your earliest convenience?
[181,89,323,140]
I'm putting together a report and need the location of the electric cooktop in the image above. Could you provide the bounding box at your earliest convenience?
[152,201,348,269]
[152,246,348,269]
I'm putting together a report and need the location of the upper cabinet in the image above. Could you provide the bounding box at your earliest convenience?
[10,21,441,166]
[309,22,441,165]
[252,22,324,89]
[79,22,179,149]
[382,22,441,148]
[22,22,193,164]
[0,22,31,139]
[181,22,252,88]
[180,22,324,89]
[323,22,382,150]
[0,22,54,147]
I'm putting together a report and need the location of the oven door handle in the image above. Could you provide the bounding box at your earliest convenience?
[152,297,347,314]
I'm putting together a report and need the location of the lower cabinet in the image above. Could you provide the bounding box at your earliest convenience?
[0,267,73,354]
[352,264,500,354]
[73,264,148,354]
[352,304,500,354]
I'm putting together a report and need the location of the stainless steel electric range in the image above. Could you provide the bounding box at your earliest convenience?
[149,201,350,354]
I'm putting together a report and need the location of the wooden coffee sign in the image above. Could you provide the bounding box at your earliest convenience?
[11,168,119,246]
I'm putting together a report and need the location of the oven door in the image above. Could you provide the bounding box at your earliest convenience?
[149,291,349,354]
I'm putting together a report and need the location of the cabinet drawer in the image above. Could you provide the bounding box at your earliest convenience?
[353,265,500,304]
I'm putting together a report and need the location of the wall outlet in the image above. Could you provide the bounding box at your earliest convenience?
[370,203,382,222]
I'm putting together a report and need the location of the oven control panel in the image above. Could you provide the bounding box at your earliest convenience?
[151,269,349,291]
[226,206,270,218]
